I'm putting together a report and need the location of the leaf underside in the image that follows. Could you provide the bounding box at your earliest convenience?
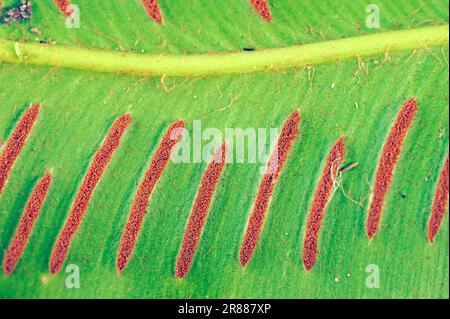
[0,0,448,298]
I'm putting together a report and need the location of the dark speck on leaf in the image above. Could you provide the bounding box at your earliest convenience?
[243,47,256,52]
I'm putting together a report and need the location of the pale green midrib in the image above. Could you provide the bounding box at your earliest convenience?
[0,25,448,77]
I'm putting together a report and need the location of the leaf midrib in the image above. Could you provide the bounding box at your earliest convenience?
[0,24,448,77]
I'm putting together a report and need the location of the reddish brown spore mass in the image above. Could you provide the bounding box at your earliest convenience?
[3,173,52,275]
[141,0,163,24]
[53,0,72,16]
[239,110,301,267]
[250,0,272,22]
[175,143,227,279]
[427,155,449,243]
[49,114,132,274]
[0,104,40,195]
[303,137,345,271]
[116,120,185,274]
[366,98,418,240]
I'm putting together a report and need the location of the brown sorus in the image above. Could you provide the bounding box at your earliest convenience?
[116,120,185,274]
[53,0,72,16]
[366,98,418,240]
[175,143,227,279]
[141,0,163,24]
[239,110,301,267]
[49,114,132,274]
[3,173,52,275]
[427,155,449,243]
[249,0,272,22]
[0,104,40,194]
[303,137,345,271]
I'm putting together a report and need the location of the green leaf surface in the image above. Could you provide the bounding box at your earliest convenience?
[0,0,448,298]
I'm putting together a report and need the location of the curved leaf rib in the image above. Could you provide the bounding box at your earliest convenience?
[0,25,448,77]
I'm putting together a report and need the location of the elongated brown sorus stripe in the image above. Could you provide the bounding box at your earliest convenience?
[0,104,40,194]
[116,120,185,274]
[366,98,418,240]
[175,143,227,279]
[49,114,132,274]
[3,173,52,275]
[239,110,301,267]
[302,137,345,271]
[427,155,449,243]
[141,0,163,24]
[53,0,72,16]
[249,0,272,22]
